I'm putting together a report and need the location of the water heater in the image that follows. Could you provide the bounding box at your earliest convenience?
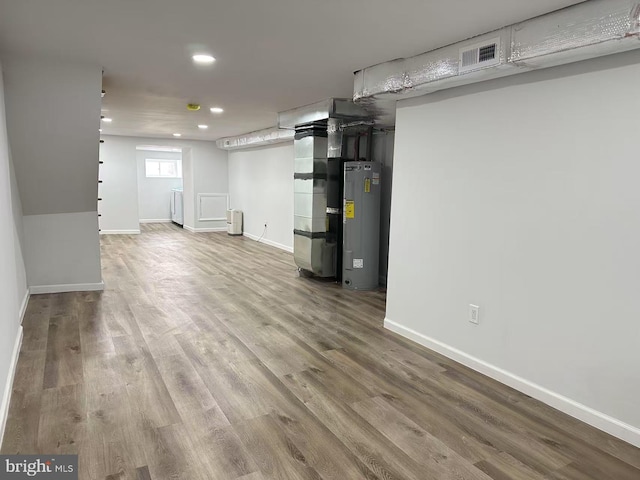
[342,161,381,290]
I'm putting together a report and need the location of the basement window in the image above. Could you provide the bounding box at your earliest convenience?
[145,158,182,178]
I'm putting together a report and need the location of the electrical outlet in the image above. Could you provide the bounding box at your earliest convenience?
[469,304,479,325]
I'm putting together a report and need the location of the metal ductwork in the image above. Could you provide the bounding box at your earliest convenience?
[216,127,294,150]
[293,122,335,277]
[278,98,370,130]
[291,101,371,278]
[354,0,640,101]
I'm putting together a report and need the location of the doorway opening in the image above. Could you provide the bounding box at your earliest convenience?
[136,145,183,227]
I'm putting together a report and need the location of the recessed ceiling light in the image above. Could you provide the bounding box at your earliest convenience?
[210,107,224,114]
[102,117,112,123]
[192,54,215,64]
[173,133,182,137]
[198,125,208,129]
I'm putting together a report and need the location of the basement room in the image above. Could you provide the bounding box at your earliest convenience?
[0,0,638,479]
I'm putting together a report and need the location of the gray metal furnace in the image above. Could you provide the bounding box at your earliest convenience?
[342,161,381,290]
[289,99,384,289]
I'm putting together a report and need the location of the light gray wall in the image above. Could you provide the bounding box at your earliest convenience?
[182,147,194,229]
[2,56,103,291]
[191,143,229,231]
[23,212,102,289]
[100,135,227,232]
[136,150,182,222]
[8,139,27,306]
[387,50,640,444]
[2,57,102,215]
[228,142,294,251]
[0,64,28,440]
[99,137,140,233]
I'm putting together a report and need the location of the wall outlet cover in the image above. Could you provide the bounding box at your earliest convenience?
[469,304,480,324]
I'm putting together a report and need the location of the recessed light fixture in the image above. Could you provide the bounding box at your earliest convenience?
[173,133,182,137]
[192,54,215,64]
[210,107,224,114]
[198,125,208,130]
[102,117,113,123]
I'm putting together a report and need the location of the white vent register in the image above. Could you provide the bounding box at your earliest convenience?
[459,37,501,73]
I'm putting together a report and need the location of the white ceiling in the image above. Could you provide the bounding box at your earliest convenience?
[0,0,583,141]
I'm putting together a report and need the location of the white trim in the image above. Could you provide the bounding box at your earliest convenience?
[243,232,294,253]
[197,193,229,222]
[139,219,171,224]
[30,282,105,295]
[18,290,30,325]
[99,229,141,235]
[384,318,640,448]
[0,325,23,446]
[184,225,227,233]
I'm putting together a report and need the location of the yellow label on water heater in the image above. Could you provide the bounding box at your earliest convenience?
[345,201,355,219]
[364,178,371,193]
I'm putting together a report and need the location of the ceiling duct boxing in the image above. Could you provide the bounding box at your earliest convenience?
[354,0,640,101]
[216,126,294,151]
[217,98,395,151]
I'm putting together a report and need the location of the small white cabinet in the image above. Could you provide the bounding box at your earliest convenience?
[171,189,184,226]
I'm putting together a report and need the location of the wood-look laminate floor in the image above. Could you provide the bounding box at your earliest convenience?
[2,223,639,479]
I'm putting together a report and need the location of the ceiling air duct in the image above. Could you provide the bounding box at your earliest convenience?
[216,127,294,150]
[354,0,640,101]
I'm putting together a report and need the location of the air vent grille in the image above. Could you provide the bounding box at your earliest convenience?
[461,49,478,68]
[459,37,501,73]
[479,44,497,63]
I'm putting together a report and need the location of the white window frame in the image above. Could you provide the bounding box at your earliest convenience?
[145,158,183,178]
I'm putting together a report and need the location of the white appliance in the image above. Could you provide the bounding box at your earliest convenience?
[226,209,242,236]
[171,189,184,226]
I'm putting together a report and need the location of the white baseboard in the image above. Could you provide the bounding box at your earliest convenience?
[100,229,140,235]
[243,232,293,253]
[18,290,29,325]
[384,318,640,448]
[30,282,105,295]
[139,219,171,224]
[183,225,227,233]
[0,324,23,447]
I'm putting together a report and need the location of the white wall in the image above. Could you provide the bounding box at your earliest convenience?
[3,57,101,215]
[23,212,103,293]
[8,141,27,307]
[0,64,28,444]
[100,135,228,232]
[228,142,294,252]
[137,150,182,222]
[3,56,103,292]
[99,138,140,233]
[182,148,194,229]
[190,143,229,232]
[386,50,640,446]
